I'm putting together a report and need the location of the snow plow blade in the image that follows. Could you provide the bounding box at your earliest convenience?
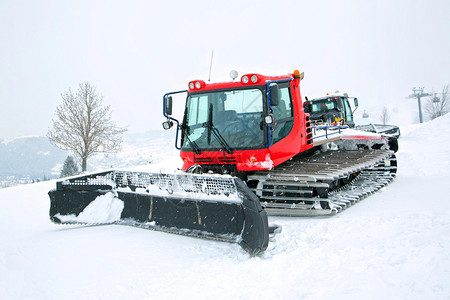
[48,171,269,256]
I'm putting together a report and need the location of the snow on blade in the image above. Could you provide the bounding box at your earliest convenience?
[141,183,242,204]
[56,192,124,223]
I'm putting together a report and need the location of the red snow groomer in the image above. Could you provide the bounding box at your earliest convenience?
[49,69,396,256]
[163,70,397,216]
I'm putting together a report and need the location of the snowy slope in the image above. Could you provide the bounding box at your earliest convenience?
[1,115,450,299]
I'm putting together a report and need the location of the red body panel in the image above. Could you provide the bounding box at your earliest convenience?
[181,148,272,171]
[181,71,313,172]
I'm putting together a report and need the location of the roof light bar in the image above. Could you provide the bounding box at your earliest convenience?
[188,80,206,90]
[241,74,260,84]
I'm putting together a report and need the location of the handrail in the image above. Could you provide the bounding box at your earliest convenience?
[311,125,349,141]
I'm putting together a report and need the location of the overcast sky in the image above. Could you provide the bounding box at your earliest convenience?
[1,0,449,139]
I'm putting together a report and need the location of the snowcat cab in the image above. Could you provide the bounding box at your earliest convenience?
[303,94,358,127]
[304,93,400,152]
[163,70,313,175]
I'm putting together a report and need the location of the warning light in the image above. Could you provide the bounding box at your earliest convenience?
[293,70,304,80]
[241,74,260,84]
[188,80,206,90]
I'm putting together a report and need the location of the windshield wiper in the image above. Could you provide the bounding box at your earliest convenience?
[180,125,201,155]
[203,104,233,154]
[203,123,233,154]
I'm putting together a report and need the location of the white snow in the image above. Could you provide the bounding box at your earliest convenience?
[1,114,450,299]
[55,192,124,224]
[247,153,274,169]
[144,185,242,204]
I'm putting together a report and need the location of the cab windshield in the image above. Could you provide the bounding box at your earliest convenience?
[311,100,335,112]
[182,88,265,151]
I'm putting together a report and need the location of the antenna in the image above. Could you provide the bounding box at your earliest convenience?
[208,50,214,82]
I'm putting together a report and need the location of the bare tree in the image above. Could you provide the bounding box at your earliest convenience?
[379,106,390,125]
[47,82,127,171]
[425,84,449,120]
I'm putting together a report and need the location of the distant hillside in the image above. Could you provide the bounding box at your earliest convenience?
[0,130,175,186]
[0,136,68,180]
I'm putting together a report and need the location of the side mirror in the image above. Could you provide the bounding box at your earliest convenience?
[354,98,359,107]
[162,120,173,130]
[165,95,173,116]
[303,103,310,113]
[269,84,280,107]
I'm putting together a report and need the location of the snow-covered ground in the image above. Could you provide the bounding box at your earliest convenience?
[1,115,450,299]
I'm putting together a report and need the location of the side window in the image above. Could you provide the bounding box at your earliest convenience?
[273,87,292,120]
[343,100,353,122]
[272,86,294,144]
